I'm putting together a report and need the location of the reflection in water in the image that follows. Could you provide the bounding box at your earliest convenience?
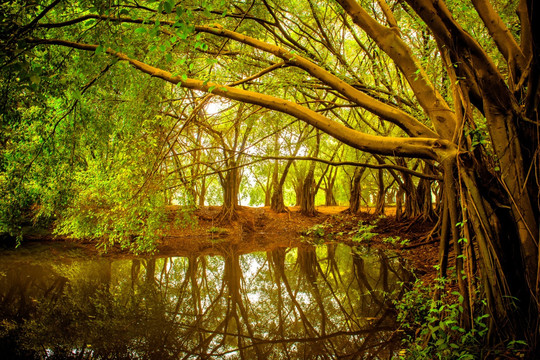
[0,242,411,359]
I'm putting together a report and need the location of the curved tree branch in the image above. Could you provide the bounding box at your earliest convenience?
[29,37,455,161]
[37,14,437,138]
[336,0,457,138]
[471,0,526,81]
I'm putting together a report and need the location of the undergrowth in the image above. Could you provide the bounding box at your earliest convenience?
[302,219,380,244]
[394,277,528,359]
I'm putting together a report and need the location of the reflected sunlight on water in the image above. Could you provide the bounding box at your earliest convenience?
[0,241,411,359]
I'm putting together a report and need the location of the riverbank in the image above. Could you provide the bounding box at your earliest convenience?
[12,205,440,282]
[158,205,440,283]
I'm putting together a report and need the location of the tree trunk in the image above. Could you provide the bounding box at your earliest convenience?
[264,188,271,207]
[395,187,404,220]
[374,168,386,216]
[220,163,240,221]
[324,186,337,206]
[294,178,303,207]
[395,158,420,219]
[271,127,309,212]
[324,167,338,206]
[348,167,365,213]
[300,167,317,216]
[198,176,207,208]
[416,163,435,221]
[271,158,295,213]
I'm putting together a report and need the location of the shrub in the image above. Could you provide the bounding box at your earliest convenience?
[394,277,489,359]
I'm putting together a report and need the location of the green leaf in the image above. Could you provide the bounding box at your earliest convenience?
[95,45,105,55]
[435,338,445,347]
[135,27,147,34]
[163,1,173,13]
[208,85,216,93]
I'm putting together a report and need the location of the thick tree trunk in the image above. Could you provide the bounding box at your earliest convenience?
[404,183,419,218]
[270,187,285,212]
[294,179,303,207]
[220,163,240,221]
[300,168,317,216]
[348,167,365,213]
[416,171,434,221]
[264,189,271,207]
[324,187,336,206]
[271,158,295,213]
[458,158,537,340]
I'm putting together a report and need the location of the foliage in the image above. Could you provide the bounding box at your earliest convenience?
[207,226,227,235]
[51,126,170,254]
[351,222,378,243]
[301,223,333,245]
[173,206,198,229]
[395,277,491,359]
[302,218,383,245]
[383,236,410,247]
[303,223,328,237]
[55,191,166,254]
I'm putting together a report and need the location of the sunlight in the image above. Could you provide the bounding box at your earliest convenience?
[205,98,228,116]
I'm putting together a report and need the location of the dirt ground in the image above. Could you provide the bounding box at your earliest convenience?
[157,205,440,282]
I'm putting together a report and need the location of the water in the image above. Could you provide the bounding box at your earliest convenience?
[0,241,411,359]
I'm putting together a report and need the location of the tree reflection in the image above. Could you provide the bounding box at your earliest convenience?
[0,242,410,359]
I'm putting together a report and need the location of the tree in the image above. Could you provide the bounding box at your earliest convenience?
[1,0,539,347]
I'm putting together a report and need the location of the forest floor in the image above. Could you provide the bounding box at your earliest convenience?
[158,205,440,283]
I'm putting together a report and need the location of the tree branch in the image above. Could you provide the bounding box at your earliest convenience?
[245,155,442,180]
[471,0,526,81]
[37,14,436,138]
[28,37,456,161]
[336,0,457,139]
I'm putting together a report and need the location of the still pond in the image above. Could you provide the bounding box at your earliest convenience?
[0,240,411,359]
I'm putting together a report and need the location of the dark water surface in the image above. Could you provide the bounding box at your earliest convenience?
[0,240,411,359]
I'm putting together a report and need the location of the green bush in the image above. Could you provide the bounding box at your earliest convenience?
[394,277,489,359]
